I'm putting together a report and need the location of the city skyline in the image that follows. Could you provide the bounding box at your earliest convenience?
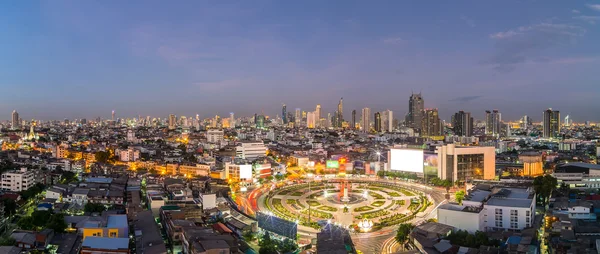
[1,1,599,121]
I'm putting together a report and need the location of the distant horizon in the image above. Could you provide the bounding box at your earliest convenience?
[1,2,599,122]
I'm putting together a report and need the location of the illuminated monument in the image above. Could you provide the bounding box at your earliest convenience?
[339,181,351,202]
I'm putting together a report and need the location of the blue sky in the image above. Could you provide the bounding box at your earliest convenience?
[1,1,599,122]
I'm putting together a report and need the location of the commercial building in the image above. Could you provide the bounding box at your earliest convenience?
[1,168,35,192]
[119,148,140,162]
[361,108,371,132]
[543,108,560,138]
[374,112,381,132]
[235,141,267,160]
[337,97,344,128]
[351,110,356,129]
[422,108,441,137]
[381,110,393,132]
[315,104,321,128]
[553,162,600,190]
[519,152,543,176]
[485,110,502,137]
[306,111,316,129]
[438,186,536,233]
[452,111,473,137]
[168,114,177,130]
[207,130,224,143]
[11,110,20,130]
[436,144,495,181]
[407,93,424,130]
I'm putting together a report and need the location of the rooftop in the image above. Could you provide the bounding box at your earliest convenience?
[486,197,533,208]
[107,215,128,228]
[81,237,129,250]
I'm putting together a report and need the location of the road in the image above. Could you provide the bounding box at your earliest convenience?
[246,177,448,253]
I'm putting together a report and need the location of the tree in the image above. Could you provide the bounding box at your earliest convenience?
[395,223,415,245]
[31,210,52,228]
[84,203,107,213]
[60,171,77,184]
[0,236,15,246]
[177,144,187,153]
[455,190,466,205]
[46,214,67,233]
[95,151,110,163]
[1,198,17,215]
[533,175,558,205]
[259,232,277,254]
[17,216,35,230]
[20,183,45,201]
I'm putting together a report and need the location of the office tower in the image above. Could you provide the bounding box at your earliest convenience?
[256,115,265,129]
[282,104,287,124]
[230,112,235,128]
[374,112,382,132]
[381,110,393,132]
[351,110,357,129]
[564,115,571,127]
[315,104,321,128]
[112,110,115,121]
[485,110,502,137]
[407,93,424,130]
[452,111,473,137]
[295,108,301,125]
[422,108,441,137]
[306,112,316,129]
[520,115,531,129]
[326,113,332,128]
[11,110,20,130]
[361,108,371,132]
[168,114,176,130]
[337,98,344,128]
[543,109,560,138]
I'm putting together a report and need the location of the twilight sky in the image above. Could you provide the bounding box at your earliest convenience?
[1,1,599,122]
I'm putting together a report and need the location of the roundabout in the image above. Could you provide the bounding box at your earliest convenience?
[259,179,433,232]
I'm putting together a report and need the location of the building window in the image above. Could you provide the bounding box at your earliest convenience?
[510,210,518,216]
[495,209,502,215]
[495,221,503,227]
[511,222,518,229]
[109,232,117,238]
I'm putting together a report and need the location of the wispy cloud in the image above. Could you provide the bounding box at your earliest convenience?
[449,95,483,103]
[485,22,586,72]
[382,37,404,44]
[573,15,600,24]
[572,9,580,14]
[460,15,476,28]
[588,4,600,11]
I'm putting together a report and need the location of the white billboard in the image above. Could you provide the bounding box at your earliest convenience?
[389,149,424,173]
[240,165,253,179]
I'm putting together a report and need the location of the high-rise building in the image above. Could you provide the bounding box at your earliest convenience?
[543,109,560,138]
[564,115,571,127]
[337,98,344,128]
[306,112,316,129]
[452,111,473,137]
[351,110,357,130]
[295,108,301,125]
[315,104,321,128]
[168,114,176,130]
[282,104,287,124]
[326,113,332,128]
[256,115,265,129]
[407,93,424,130]
[11,110,20,130]
[520,115,531,129]
[374,112,382,132]
[422,109,441,137]
[437,144,496,182]
[381,110,393,132]
[361,108,371,132]
[230,112,235,128]
[112,110,115,121]
[485,110,502,137]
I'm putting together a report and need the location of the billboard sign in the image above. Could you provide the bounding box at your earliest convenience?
[326,160,339,169]
[389,149,424,173]
[239,165,253,179]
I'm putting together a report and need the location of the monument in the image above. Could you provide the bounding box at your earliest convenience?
[339,181,351,202]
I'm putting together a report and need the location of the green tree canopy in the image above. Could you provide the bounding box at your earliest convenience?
[455,190,466,205]
[395,223,415,245]
[533,175,558,205]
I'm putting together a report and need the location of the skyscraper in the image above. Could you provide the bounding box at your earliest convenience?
[543,109,560,138]
[282,104,287,124]
[295,108,301,125]
[374,112,382,132]
[315,104,321,128]
[422,109,441,137]
[351,110,357,129]
[381,110,393,132]
[168,114,176,130]
[361,108,371,132]
[11,110,20,130]
[306,112,316,129]
[337,97,344,128]
[452,111,473,137]
[520,115,531,129]
[230,112,235,128]
[407,93,424,130]
[112,110,115,121]
[564,115,571,127]
[485,110,502,137]
[326,113,332,128]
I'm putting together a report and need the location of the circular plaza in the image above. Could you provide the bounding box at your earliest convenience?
[259,179,433,232]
